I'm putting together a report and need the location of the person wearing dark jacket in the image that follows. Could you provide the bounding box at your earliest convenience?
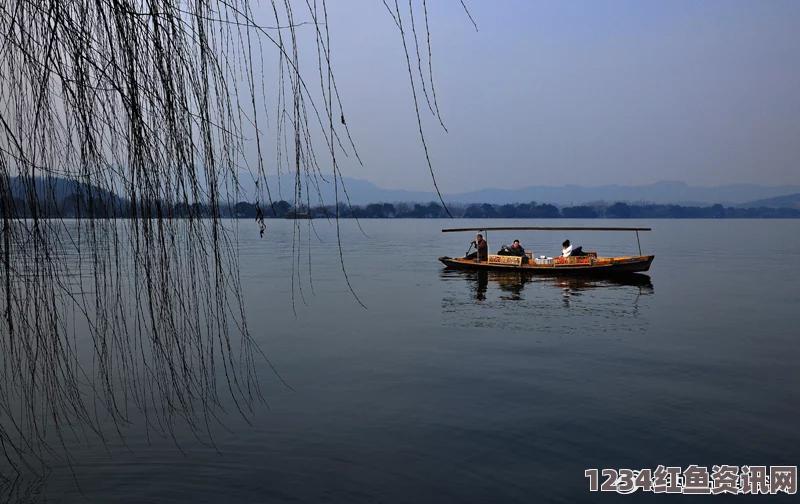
[466,234,488,261]
[500,240,528,263]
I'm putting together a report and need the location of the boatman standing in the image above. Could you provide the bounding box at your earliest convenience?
[466,234,488,262]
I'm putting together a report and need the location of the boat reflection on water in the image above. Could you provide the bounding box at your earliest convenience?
[439,269,654,332]
[548,274,653,311]
[442,269,654,300]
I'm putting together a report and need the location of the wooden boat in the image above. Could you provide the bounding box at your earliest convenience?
[438,226,654,276]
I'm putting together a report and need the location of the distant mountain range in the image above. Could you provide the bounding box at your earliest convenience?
[8,175,800,209]
[737,193,800,209]
[238,176,800,208]
[7,176,118,203]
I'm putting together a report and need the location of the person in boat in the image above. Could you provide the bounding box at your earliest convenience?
[466,234,488,261]
[561,239,585,257]
[499,240,528,263]
[561,240,573,257]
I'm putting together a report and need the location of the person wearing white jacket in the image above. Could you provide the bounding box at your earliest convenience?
[561,240,573,257]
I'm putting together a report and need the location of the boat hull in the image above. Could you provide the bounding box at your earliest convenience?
[438,255,654,276]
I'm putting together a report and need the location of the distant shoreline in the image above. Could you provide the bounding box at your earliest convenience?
[3,200,798,219]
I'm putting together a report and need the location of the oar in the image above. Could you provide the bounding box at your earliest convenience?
[464,242,474,257]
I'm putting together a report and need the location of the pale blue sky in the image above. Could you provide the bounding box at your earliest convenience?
[251,1,800,193]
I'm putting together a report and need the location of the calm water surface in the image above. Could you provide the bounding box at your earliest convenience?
[4,219,800,503]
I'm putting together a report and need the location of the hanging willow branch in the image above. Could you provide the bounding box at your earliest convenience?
[0,0,468,481]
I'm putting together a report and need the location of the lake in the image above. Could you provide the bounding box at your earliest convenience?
[2,218,799,503]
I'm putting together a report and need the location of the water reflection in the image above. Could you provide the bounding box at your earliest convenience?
[442,269,653,298]
[440,269,654,333]
[0,474,45,504]
[1,220,267,503]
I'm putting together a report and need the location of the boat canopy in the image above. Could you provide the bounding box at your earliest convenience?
[443,226,651,255]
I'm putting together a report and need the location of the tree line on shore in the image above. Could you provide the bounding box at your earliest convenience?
[290,201,798,218]
[2,194,799,219]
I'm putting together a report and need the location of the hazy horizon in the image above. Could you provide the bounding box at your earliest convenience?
[302,176,800,192]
